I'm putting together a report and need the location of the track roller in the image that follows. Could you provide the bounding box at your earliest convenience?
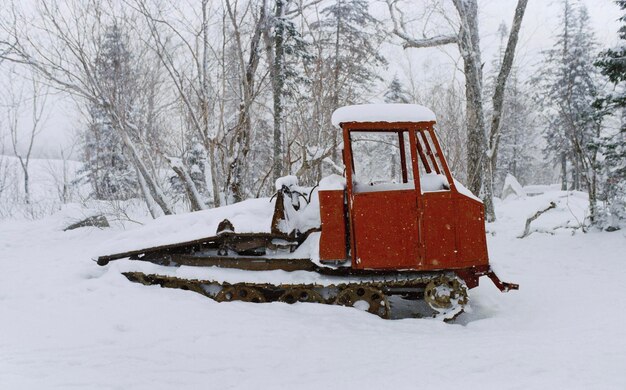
[335,285,389,318]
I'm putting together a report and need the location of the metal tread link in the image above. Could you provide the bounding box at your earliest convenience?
[122,270,444,295]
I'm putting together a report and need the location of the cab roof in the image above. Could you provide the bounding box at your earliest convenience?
[331,104,436,128]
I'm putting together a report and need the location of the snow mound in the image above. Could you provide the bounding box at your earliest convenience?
[502,174,526,199]
[96,198,276,257]
[275,175,299,191]
[454,179,482,202]
[494,190,590,236]
[523,183,561,196]
[421,172,449,191]
[319,174,346,191]
[331,104,436,128]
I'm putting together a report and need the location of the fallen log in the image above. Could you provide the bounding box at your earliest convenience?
[518,201,556,238]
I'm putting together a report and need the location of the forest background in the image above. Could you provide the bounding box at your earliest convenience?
[0,0,624,230]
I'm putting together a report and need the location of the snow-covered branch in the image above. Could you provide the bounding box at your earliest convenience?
[387,0,457,49]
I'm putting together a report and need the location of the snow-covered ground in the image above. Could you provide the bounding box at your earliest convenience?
[1,190,625,389]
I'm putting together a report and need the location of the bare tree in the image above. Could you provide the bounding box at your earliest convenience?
[0,0,173,216]
[5,68,48,205]
[0,134,13,202]
[44,139,79,205]
[388,0,528,221]
[133,0,218,209]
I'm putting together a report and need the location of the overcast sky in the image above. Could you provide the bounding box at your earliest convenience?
[482,0,620,69]
[1,0,622,159]
[380,0,621,93]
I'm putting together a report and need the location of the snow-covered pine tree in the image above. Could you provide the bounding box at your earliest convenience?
[384,76,411,104]
[311,0,386,106]
[533,0,602,221]
[594,0,626,227]
[82,24,138,201]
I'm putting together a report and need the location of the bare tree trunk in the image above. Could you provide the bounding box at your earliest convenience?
[224,0,266,202]
[166,157,207,212]
[485,0,528,221]
[269,0,285,184]
[488,0,528,165]
[23,168,30,204]
[136,166,161,218]
[589,171,597,224]
[113,116,173,215]
[201,0,221,208]
[451,0,492,219]
[6,70,47,206]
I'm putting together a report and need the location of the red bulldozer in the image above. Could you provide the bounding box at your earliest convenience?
[97,104,518,320]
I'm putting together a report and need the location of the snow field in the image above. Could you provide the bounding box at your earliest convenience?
[0,191,625,389]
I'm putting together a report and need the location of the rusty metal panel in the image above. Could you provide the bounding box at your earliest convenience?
[319,190,348,261]
[340,120,489,273]
[421,192,459,269]
[351,190,419,269]
[455,195,489,266]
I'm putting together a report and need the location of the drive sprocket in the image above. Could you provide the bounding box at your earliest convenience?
[424,274,468,319]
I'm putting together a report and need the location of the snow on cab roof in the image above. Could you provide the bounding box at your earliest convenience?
[331,103,436,128]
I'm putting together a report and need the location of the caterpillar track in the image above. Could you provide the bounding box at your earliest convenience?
[122,270,470,320]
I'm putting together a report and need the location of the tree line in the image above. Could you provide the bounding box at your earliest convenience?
[0,0,624,229]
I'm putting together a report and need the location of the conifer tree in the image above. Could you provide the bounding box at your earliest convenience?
[595,0,626,227]
[381,75,410,180]
[311,0,387,107]
[384,76,411,104]
[533,0,602,221]
[82,24,138,200]
[307,0,387,170]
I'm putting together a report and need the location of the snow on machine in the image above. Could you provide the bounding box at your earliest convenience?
[97,104,518,320]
